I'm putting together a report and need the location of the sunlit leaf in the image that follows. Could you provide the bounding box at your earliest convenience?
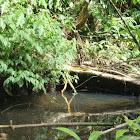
[32,0,37,6]
[17,13,25,27]
[35,44,43,54]
[0,35,7,46]
[1,1,8,15]
[33,21,41,30]
[3,77,10,86]
[88,131,102,140]
[54,0,60,11]
[48,0,53,9]
[0,18,6,29]
[133,0,137,4]
[26,54,31,62]
[38,24,44,37]
[55,127,81,140]
[136,116,140,124]
[116,129,129,140]
[124,115,133,127]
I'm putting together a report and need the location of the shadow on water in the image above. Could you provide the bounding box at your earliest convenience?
[0,91,140,140]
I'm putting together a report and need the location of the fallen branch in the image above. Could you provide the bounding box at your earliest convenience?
[66,108,140,116]
[69,67,140,86]
[0,120,113,129]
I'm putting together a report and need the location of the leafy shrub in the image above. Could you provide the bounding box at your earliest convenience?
[55,115,140,140]
[55,127,102,140]
[0,0,76,93]
[116,115,140,140]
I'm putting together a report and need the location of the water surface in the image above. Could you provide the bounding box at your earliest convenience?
[0,91,139,140]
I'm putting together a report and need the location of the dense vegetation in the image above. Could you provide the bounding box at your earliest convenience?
[0,0,77,94]
[0,0,140,94]
[0,0,140,139]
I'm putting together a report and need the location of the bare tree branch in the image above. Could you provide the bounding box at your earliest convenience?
[0,120,113,129]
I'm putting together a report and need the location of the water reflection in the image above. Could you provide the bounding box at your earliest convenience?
[0,91,139,140]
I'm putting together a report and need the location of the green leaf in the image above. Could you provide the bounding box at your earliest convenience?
[13,76,21,83]
[136,116,140,124]
[54,0,60,11]
[1,1,8,15]
[17,79,24,88]
[17,13,25,27]
[117,136,140,140]
[55,127,81,140]
[32,0,37,6]
[124,115,133,127]
[8,16,16,30]
[0,60,7,72]
[88,131,102,140]
[24,76,31,82]
[33,21,41,30]
[3,77,10,86]
[116,129,129,140]
[132,123,140,131]
[39,0,47,8]
[0,35,8,46]
[0,18,6,29]
[38,24,44,37]
[35,44,43,54]
[26,54,31,62]
[48,0,53,9]
[133,0,137,4]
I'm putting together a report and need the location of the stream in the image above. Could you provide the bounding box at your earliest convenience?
[0,91,140,140]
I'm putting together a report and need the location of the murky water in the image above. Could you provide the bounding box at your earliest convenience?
[0,91,140,140]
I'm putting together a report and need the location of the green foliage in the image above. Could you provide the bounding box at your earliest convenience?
[0,0,76,93]
[116,116,140,140]
[116,129,129,140]
[88,131,102,140]
[84,0,140,67]
[55,127,102,140]
[55,127,81,140]
[55,116,140,140]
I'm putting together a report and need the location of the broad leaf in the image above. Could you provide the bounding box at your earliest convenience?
[88,131,102,140]
[116,129,129,140]
[55,127,81,140]
[17,13,25,27]
[136,116,140,124]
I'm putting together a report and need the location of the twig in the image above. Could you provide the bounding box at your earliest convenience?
[101,122,128,135]
[67,78,77,94]
[66,78,78,104]
[75,75,97,89]
[0,121,113,129]
[109,0,140,49]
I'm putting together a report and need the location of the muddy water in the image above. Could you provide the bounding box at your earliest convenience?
[0,91,140,140]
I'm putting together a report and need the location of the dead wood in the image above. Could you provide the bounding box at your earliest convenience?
[63,1,90,40]
[0,121,113,129]
[68,66,140,87]
[76,1,90,29]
